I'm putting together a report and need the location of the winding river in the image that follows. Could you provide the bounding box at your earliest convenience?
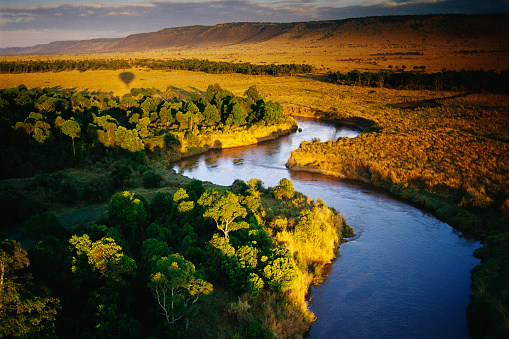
[172,117,481,338]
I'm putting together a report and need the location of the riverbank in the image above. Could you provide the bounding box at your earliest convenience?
[284,104,509,338]
[149,116,298,164]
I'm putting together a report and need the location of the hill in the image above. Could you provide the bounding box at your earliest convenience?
[1,14,507,56]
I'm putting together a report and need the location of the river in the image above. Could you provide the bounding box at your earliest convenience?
[172,117,481,338]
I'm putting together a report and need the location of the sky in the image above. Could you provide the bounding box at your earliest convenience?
[0,0,508,48]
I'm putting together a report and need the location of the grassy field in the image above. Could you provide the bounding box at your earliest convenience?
[2,22,508,74]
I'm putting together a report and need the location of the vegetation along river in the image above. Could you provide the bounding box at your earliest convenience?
[172,117,481,338]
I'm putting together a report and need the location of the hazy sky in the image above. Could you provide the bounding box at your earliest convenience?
[0,0,508,48]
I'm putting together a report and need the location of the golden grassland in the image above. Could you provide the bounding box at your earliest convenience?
[2,25,508,74]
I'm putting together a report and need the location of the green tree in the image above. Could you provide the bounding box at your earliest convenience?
[198,189,248,239]
[225,100,247,127]
[150,192,174,220]
[33,121,52,144]
[140,97,161,117]
[115,127,144,152]
[137,116,150,138]
[273,178,295,200]
[119,96,139,112]
[0,239,60,337]
[69,235,137,283]
[202,103,221,127]
[148,254,212,329]
[244,85,262,102]
[260,100,283,124]
[108,191,149,241]
[61,118,81,156]
[163,86,178,101]
[262,248,298,292]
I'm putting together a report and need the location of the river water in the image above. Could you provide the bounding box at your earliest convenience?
[172,117,481,338]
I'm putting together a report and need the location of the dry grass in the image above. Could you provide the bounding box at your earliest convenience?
[1,26,508,74]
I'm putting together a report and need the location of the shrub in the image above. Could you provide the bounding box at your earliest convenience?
[110,165,134,189]
[108,191,149,240]
[142,170,163,188]
[273,178,294,200]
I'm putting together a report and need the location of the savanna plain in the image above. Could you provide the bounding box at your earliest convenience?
[1,15,508,338]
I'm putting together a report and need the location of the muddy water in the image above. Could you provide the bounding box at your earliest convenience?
[172,117,480,338]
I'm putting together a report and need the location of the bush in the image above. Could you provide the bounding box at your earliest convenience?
[163,133,181,151]
[273,178,294,200]
[245,321,274,339]
[110,165,134,189]
[108,191,149,241]
[143,170,163,188]
[22,212,67,240]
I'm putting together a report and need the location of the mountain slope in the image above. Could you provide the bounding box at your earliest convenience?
[1,14,508,56]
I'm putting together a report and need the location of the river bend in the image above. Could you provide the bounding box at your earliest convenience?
[172,117,480,338]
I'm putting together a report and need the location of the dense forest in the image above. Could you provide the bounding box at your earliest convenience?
[0,58,314,77]
[1,174,353,337]
[0,83,293,179]
[0,83,353,337]
[327,69,509,94]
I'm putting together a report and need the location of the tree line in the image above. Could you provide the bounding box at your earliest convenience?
[0,58,313,76]
[327,69,509,94]
[0,84,287,179]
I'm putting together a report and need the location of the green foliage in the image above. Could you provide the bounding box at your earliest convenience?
[198,189,249,239]
[468,231,509,338]
[143,170,163,188]
[141,238,172,266]
[164,133,181,151]
[246,273,265,295]
[108,191,149,241]
[110,164,134,189]
[208,233,235,257]
[0,58,313,77]
[0,239,60,337]
[150,192,174,221]
[22,211,67,240]
[231,179,249,195]
[0,85,291,180]
[327,69,509,94]
[69,235,137,283]
[259,100,284,124]
[273,178,295,200]
[148,253,213,328]
[245,320,274,339]
[187,179,205,200]
[262,248,298,292]
[2,174,348,337]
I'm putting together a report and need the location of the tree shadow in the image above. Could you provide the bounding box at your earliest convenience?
[170,86,205,100]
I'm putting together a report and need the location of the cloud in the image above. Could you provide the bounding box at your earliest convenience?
[0,0,507,48]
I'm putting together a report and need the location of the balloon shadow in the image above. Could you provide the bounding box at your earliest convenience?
[119,72,135,88]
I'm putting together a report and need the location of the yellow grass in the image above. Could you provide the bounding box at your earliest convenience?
[2,26,508,74]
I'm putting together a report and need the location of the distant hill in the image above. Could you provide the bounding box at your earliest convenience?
[1,14,508,56]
